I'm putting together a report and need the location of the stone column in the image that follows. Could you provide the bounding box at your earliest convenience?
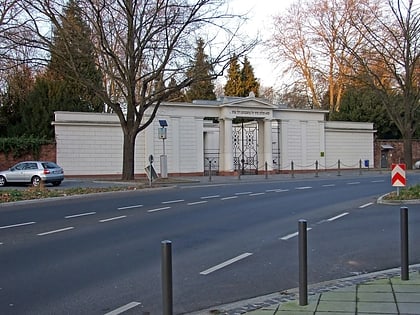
[219,118,233,173]
[258,119,273,172]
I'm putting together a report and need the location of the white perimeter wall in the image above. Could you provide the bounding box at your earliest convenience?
[325,121,375,169]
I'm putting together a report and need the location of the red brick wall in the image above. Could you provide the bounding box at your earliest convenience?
[0,144,56,171]
[374,139,420,168]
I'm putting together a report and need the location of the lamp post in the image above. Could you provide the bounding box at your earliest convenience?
[159,120,168,178]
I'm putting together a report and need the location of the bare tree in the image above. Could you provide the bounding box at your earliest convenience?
[18,0,255,179]
[343,0,420,168]
[268,0,373,111]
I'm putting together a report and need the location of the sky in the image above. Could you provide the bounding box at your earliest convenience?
[228,0,296,88]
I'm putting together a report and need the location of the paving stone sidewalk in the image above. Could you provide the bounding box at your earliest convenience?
[243,271,420,315]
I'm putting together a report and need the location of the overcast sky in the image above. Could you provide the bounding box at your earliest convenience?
[228,0,295,88]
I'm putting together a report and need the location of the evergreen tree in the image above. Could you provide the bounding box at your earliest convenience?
[330,86,400,139]
[185,38,216,102]
[224,55,260,97]
[48,0,103,112]
[224,54,242,96]
[240,56,260,97]
[0,65,34,137]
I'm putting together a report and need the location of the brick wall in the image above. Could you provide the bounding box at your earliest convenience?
[0,144,56,171]
[374,139,420,168]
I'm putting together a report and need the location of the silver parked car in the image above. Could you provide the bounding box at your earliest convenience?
[0,161,64,187]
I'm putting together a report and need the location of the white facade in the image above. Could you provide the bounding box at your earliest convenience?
[53,96,375,176]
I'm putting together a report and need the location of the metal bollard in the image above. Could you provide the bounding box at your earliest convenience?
[209,160,212,182]
[291,161,295,178]
[299,220,308,306]
[265,162,268,179]
[359,159,362,175]
[161,240,173,315]
[315,160,319,177]
[337,159,341,176]
[401,207,409,280]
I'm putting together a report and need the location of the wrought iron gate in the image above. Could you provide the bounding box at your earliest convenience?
[233,120,259,174]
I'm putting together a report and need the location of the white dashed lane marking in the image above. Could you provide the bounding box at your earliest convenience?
[65,212,96,219]
[201,195,220,199]
[37,227,74,236]
[104,301,142,315]
[280,228,312,240]
[221,196,238,200]
[359,202,373,208]
[0,222,36,230]
[188,201,208,206]
[200,252,253,275]
[162,199,184,204]
[147,206,171,213]
[295,186,312,190]
[347,182,361,185]
[99,216,127,223]
[327,212,349,222]
[117,204,143,210]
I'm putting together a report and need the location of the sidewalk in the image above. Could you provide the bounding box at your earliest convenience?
[188,266,420,315]
[246,271,420,315]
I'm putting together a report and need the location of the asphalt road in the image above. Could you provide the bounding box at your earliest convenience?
[0,173,420,314]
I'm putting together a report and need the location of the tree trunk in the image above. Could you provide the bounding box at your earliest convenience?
[403,136,413,169]
[122,132,136,180]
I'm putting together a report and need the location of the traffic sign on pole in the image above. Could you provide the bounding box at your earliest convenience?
[391,163,406,187]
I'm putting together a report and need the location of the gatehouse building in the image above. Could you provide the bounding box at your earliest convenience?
[53,95,375,177]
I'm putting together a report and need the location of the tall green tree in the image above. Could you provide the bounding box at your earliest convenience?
[224,54,242,96]
[224,55,260,97]
[240,56,260,97]
[185,38,216,102]
[0,65,34,137]
[48,0,103,112]
[330,86,401,139]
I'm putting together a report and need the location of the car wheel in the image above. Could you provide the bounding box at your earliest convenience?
[0,176,6,187]
[52,181,62,186]
[31,176,41,187]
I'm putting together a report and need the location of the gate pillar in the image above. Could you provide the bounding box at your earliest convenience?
[219,118,234,174]
[258,119,273,172]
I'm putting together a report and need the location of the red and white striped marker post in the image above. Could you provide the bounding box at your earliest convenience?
[391,163,406,196]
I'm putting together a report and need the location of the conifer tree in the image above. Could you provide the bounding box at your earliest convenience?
[224,54,242,96]
[240,56,260,97]
[48,0,103,112]
[185,38,216,102]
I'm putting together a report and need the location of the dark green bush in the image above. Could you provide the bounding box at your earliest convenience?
[0,136,52,159]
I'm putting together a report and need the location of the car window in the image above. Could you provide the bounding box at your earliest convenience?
[26,163,38,170]
[14,163,25,170]
[42,162,59,169]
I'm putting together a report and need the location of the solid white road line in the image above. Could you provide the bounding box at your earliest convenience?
[0,221,36,230]
[250,192,265,196]
[201,195,220,199]
[104,302,142,315]
[147,206,171,213]
[99,216,127,223]
[65,212,96,219]
[221,196,238,200]
[37,227,74,236]
[295,186,312,190]
[359,202,373,208]
[280,228,312,241]
[162,199,184,204]
[187,201,208,206]
[117,204,143,210]
[327,212,349,222]
[200,252,253,275]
